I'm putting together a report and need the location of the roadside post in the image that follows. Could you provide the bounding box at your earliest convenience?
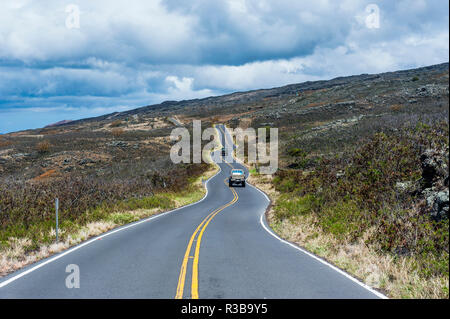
[55,198,59,242]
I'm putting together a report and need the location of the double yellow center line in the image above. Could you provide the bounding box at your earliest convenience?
[175,179,238,299]
[175,124,238,299]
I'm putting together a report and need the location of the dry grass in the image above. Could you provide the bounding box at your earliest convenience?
[248,173,449,299]
[111,127,125,137]
[42,130,59,135]
[0,221,116,276]
[0,138,13,147]
[304,102,325,108]
[238,117,252,129]
[109,120,123,128]
[32,169,60,181]
[36,140,51,153]
[0,163,218,278]
[390,104,404,112]
[268,212,448,298]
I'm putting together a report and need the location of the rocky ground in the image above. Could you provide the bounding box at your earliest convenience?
[0,62,448,297]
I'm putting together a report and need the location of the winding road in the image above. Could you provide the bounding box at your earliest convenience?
[0,125,384,299]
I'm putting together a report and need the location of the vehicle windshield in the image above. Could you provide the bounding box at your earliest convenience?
[232,169,244,174]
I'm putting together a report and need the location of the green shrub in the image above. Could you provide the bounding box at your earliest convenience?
[287,148,307,158]
[318,200,365,240]
[109,213,137,225]
[272,121,449,278]
[274,194,320,220]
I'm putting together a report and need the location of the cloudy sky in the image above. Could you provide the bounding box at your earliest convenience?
[0,0,448,133]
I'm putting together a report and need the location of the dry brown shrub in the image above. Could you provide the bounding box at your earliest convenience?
[0,138,13,147]
[110,120,123,128]
[42,129,58,135]
[390,104,404,112]
[111,128,125,137]
[36,141,51,153]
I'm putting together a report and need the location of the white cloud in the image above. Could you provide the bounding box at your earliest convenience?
[0,0,448,132]
[164,76,214,99]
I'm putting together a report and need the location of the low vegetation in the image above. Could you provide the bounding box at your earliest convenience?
[111,127,125,137]
[253,121,449,298]
[0,62,448,298]
[36,140,51,154]
[0,163,215,276]
[109,120,123,128]
[240,64,449,298]
[0,113,218,276]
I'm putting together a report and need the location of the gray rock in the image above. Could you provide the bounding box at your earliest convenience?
[420,149,448,188]
[426,189,449,221]
[336,171,345,178]
[416,84,448,98]
[79,158,95,165]
[395,181,415,193]
[12,153,31,158]
[334,101,356,108]
[107,141,129,147]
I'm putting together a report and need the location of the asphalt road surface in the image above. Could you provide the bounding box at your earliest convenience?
[0,125,384,299]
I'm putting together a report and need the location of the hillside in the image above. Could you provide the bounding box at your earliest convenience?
[0,62,448,298]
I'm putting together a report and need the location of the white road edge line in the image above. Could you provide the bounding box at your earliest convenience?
[221,125,388,299]
[0,163,223,289]
[248,171,388,300]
